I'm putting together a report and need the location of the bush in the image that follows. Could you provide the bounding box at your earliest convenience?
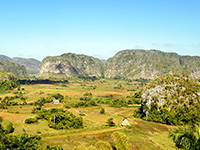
[71,101,98,108]
[65,105,71,109]
[25,117,38,124]
[106,118,115,126]
[6,122,14,134]
[100,108,105,114]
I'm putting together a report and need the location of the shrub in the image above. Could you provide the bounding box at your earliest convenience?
[100,108,105,114]
[6,122,14,134]
[25,117,38,124]
[106,118,115,126]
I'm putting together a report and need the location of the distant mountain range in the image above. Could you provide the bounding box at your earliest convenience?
[1,49,200,79]
[0,55,41,76]
[39,49,200,79]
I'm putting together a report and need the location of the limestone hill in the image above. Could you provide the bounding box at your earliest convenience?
[39,53,104,78]
[105,49,200,79]
[138,73,200,125]
[39,50,200,79]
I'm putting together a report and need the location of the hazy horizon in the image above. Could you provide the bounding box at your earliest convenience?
[2,48,200,62]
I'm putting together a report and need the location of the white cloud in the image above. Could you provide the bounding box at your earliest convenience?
[135,43,144,48]
[165,42,174,47]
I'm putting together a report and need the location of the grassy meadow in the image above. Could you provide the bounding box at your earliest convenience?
[0,78,177,149]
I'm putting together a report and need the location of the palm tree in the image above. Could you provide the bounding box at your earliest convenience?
[169,125,200,150]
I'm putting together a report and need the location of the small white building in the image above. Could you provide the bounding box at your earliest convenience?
[121,119,131,126]
[53,100,60,104]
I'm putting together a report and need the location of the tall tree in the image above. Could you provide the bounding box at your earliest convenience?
[170,125,200,150]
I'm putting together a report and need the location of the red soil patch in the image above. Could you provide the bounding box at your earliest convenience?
[103,92,123,95]
[60,92,81,96]
[0,112,27,121]
[0,93,15,97]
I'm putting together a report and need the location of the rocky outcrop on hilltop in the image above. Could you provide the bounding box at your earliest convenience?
[141,73,200,109]
[39,53,104,78]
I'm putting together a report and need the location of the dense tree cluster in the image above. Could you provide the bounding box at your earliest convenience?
[68,100,98,108]
[33,108,83,129]
[18,79,68,85]
[136,102,200,125]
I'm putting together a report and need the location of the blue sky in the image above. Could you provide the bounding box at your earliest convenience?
[0,0,200,61]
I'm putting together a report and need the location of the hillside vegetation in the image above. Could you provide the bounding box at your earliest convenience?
[105,49,200,79]
[38,50,200,79]
[136,73,200,125]
[12,57,41,74]
[0,61,27,77]
[0,54,40,75]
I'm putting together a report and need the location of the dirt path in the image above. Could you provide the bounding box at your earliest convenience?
[44,127,122,139]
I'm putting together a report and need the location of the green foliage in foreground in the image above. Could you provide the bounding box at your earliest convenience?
[0,116,63,149]
[34,108,83,129]
[170,125,200,150]
[0,116,40,149]
[0,133,41,150]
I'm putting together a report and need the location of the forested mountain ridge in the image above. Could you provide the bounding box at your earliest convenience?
[0,61,27,77]
[0,55,12,61]
[0,55,41,75]
[12,57,40,74]
[104,49,200,79]
[39,53,104,78]
[39,50,200,79]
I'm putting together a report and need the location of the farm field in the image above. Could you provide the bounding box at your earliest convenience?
[0,78,177,149]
